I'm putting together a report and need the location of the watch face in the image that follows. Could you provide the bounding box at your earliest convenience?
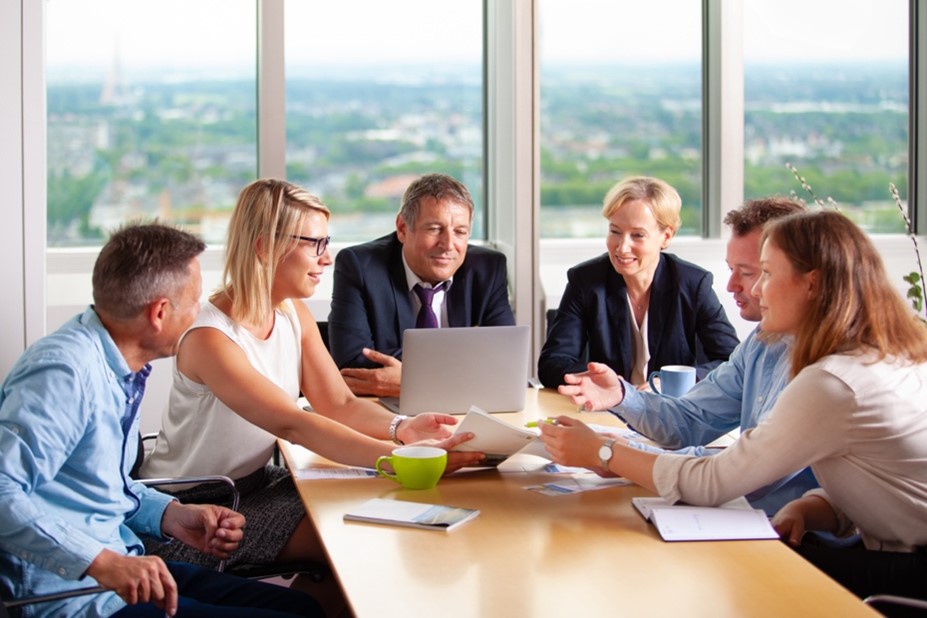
[599,442,612,462]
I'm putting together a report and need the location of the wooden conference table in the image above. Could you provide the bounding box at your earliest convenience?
[280,388,876,617]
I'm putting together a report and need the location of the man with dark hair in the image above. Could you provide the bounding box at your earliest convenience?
[558,197,815,515]
[329,173,515,397]
[0,223,320,617]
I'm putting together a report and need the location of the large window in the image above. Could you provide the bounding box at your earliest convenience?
[46,1,483,247]
[284,1,484,242]
[743,0,909,231]
[46,0,257,246]
[538,0,703,239]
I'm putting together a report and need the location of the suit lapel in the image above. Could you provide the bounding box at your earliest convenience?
[604,265,634,373]
[445,264,469,327]
[647,254,674,370]
[388,236,416,335]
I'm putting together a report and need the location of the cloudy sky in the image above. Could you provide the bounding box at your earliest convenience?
[46,0,907,75]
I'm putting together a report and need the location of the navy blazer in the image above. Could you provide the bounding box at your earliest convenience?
[538,252,739,387]
[329,232,516,368]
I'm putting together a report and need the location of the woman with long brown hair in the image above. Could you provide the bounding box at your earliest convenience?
[540,210,927,601]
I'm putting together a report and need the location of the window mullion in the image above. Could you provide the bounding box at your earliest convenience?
[258,0,286,179]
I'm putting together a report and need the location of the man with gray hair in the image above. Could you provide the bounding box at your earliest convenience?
[330,173,515,398]
[0,223,320,616]
[558,197,815,515]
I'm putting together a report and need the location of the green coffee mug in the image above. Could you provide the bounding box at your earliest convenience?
[375,446,447,490]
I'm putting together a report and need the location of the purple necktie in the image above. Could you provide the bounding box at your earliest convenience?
[413,282,447,329]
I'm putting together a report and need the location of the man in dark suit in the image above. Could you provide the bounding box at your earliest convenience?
[329,173,515,397]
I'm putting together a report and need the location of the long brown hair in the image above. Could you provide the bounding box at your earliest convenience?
[763,210,927,377]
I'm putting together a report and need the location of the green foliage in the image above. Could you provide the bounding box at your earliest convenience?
[45,62,907,245]
[904,273,923,314]
[47,164,108,243]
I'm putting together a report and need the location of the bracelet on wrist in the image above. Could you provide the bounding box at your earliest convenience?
[389,414,408,445]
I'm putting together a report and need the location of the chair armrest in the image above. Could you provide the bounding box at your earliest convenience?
[140,475,240,572]
[139,475,240,513]
[864,594,927,611]
[3,586,106,612]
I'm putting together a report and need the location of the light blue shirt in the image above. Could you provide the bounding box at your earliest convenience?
[613,327,819,515]
[0,307,174,617]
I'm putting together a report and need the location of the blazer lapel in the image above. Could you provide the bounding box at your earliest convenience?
[647,254,674,371]
[604,266,634,373]
[445,267,469,327]
[388,236,416,335]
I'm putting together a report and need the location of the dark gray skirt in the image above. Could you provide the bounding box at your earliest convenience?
[144,465,305,569]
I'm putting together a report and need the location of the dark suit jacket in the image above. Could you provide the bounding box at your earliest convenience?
[538,252,739,387]
[329,232,516,368]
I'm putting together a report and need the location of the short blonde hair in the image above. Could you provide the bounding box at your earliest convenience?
[216,179,330,325]
[601,176,682,233]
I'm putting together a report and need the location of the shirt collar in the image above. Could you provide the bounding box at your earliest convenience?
[78,305,152,383]
[400,252,454,293]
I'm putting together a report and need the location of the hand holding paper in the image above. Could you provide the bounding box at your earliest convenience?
[452,406,551,465]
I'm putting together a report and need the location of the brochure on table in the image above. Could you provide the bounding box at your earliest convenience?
[344,498,480,532]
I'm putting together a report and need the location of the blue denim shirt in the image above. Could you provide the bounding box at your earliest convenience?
[614,327,819,515]
[0,307,175,617]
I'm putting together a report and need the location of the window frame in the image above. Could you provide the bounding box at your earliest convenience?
[4,0,925,375]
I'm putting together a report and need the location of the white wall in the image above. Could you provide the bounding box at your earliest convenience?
[1,1,25,374]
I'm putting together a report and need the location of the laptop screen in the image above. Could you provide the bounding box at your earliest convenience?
[380,325,531,415]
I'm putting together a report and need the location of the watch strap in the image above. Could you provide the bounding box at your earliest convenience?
[389,415,408,445]
[598,438,616,470]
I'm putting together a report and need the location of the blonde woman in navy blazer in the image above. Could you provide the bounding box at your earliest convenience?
[539,177,739,388]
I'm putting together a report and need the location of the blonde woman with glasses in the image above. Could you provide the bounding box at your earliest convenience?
[140,179,483,571]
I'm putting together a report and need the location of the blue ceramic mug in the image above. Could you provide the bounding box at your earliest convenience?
[647,365,696,397]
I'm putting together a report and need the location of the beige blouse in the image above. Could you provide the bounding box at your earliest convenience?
[626,294,649,386]
[653,350,927,552]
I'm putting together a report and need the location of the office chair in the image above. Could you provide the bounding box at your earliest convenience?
[316,320,329,351]
[0,440,240,617]
[2,584,105,618]
[545,308,558,338]
[864,594,927,615]
[135,434,328,583]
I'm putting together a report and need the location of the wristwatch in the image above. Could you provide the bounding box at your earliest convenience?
[598,438,616,470]
[389,415,408,445]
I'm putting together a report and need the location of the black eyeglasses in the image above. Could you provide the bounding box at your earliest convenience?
[291,235,331,256]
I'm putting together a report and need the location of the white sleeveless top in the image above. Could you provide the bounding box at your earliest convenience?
[139,300,302,481]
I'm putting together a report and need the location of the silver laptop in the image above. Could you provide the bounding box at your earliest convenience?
[380,325,531,415]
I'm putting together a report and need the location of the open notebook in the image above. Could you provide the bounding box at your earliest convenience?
[380,325,531,415]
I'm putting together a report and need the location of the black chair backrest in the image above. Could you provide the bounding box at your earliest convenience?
[130,433,146,479]
[317,321,329,350]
